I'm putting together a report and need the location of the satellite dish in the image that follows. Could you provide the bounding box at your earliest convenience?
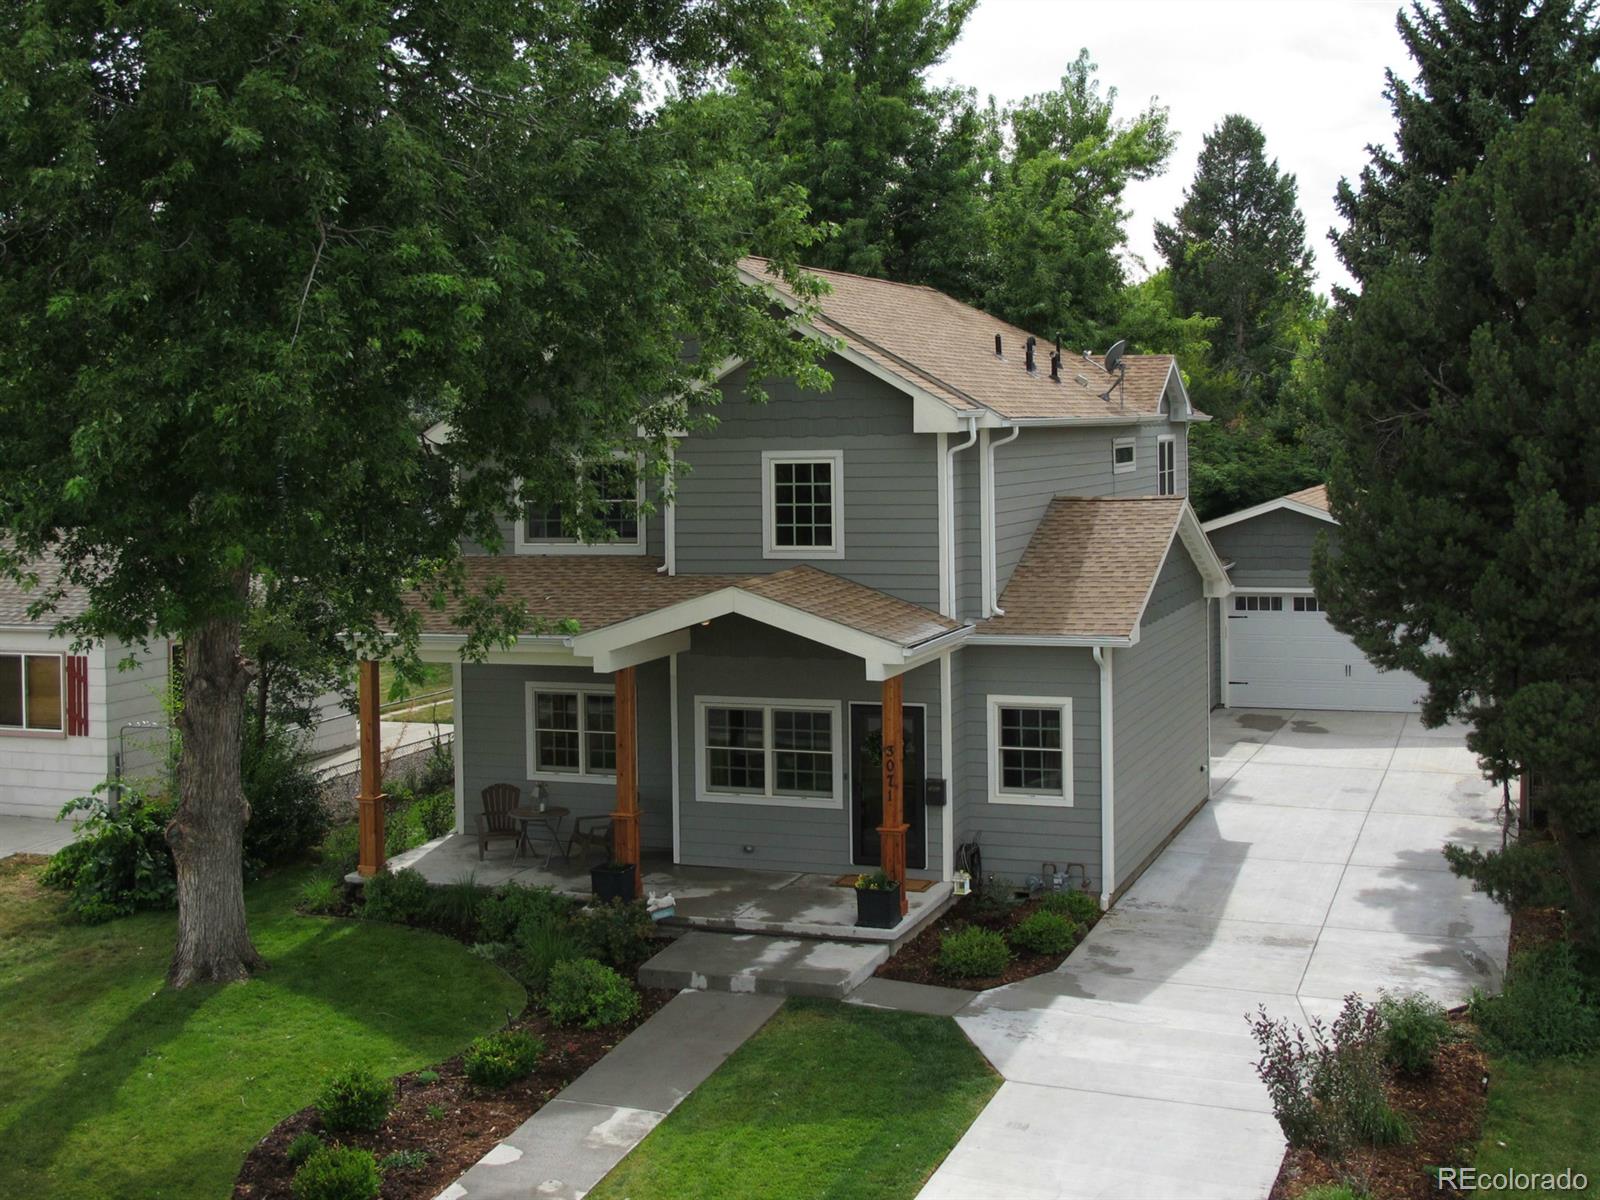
[1103,339,1127,375]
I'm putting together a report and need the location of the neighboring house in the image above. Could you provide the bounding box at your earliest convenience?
[416,259,1230,906]
[1204,484,1425,712]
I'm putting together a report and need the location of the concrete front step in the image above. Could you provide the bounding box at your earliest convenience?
[638,931,889,999]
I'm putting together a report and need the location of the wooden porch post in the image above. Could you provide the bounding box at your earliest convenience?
[356,659,387,877]
[877,673,909,916]
[611,665,642,898]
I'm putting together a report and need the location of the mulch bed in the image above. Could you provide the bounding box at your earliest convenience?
[874,892,1098,990]
[234,987,675,1200]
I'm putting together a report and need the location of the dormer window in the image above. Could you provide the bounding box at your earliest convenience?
[515,460,645,555]
[762,450,845,560]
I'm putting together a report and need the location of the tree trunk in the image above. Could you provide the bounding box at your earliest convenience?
[1548,804,1600,947]
[253,657,272,749]
[166,599,262,987]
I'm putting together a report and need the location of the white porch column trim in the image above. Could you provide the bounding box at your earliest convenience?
[1094,645,1116,908]
[669,649,681,863]
[451,660,466,835]
[940,648,955,881]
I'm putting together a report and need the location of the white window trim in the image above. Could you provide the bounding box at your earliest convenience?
[0,650,65,734]
[761,449,845,561]
[987,694,1074,808]
[694,695,844,810]
[1112,437,1137,475]
[1156,434,1177,495]
[512,456,647,556]
[524,680,618,784]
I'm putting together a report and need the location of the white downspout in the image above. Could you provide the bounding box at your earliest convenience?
[940,648,955,881]
[1094,645,1115,909]
[946,419,979,619]
[985,426,1021,615]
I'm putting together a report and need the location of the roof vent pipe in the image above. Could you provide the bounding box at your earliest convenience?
[1049,351,1061,382]
[994,333,1003,357]
[1025,336,1036,374]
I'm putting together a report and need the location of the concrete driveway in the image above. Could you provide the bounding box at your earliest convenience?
[919,708,1510,1200]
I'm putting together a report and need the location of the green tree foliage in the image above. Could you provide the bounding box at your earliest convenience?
[1315,79,1600,939]
[0,0,824,986]
[1332,0,1600,289]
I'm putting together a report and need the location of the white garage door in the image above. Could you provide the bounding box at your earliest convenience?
[1226,593,1424,712]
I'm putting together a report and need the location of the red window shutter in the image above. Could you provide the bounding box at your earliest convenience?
[65,656,89,736]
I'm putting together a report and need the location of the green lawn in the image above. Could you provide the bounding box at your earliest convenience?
[0,858,523,1200]
[1474,1054,1600,1198]
[588,997,1000,1200]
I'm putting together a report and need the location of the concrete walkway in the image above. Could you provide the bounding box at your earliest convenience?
[0,814,77,859]
[311,719,451,779]
[919,708,1511,1200]
[436,990,780,1200]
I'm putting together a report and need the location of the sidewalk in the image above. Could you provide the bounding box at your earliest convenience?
[0,814,77,859]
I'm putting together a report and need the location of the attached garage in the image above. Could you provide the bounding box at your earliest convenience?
[1204,486,1425,713]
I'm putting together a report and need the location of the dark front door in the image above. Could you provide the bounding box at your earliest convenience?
[851,704,926,870]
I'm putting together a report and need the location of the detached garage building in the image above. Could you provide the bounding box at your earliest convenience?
[1204,485,1424,712]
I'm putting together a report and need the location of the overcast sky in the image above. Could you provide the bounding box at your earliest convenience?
[939,0,1415,294]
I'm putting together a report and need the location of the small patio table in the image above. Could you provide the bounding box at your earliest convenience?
[510,805,570,866]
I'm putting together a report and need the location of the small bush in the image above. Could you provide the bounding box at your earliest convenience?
[285,1132,325,1168]
[414,790,456,840]
[319,824,360,875]
[315,1065,394,1134]
[242,721,329,874]
[1008,911,1079,957]
[966,873,1018,921]
[40,785,176,922]
[544,958,642,1029]
[478,883,575,944]
[384,802,428,857]
[377,1149,429,1171]
[296,875,343,916]
[1376,992,1452,1075]
[463,1030,545,1087]
[1470,939,1600,1060]
[291,1146,381,1200]
[430,872,483,938]
[414,1069,439,1085]
[514,915,587,993]
[1038,888,1100,925]
[425,1103,446,1121]
[938,926,1011,978]
[361,868,432,925]
[574,899,656,969]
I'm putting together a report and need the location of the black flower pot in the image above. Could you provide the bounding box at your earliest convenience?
[855,884,902,929]
[591,862,637,905]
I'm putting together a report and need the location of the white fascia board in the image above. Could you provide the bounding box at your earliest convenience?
[588,629,693,673]
[1202,496,1337,533]
[967,633,1134,648]
[415,632,584,668]
[1001,413,1168,429]
[422,419,453,446]
[873,625,974,680]
[1177,505,1234,597]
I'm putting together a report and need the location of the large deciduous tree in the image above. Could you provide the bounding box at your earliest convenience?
[0,0,822,985]
[1315,78,1600,938]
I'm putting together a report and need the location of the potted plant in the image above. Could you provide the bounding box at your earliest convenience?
[853,871,902,929]
[590,860,637,905]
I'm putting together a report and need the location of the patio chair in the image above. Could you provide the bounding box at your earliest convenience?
[475,783,521,861]
[569,814,614,863]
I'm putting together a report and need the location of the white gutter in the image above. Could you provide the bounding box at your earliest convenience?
[945,418,978,619]
[984,426,1021,616]
[1094,645,1116,909]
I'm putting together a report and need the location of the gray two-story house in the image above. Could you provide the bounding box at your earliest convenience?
[402,260,1229,910]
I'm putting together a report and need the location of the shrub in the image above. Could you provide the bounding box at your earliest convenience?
[296,875,343,916]
[514,915,586,993]
[463,1030,545,1087]
[1008,911,1079,957]
[291,1146,381,1200]
[285,1132,324,1168]
[361,868,432,925]
[414,790,456,840]
[1249,994,1408,1157]
[1376,992,1452,1076]
[40,785,176,922]
[377,1149,429,1171]
[1470,939,1600,1060]
[938,926,1011,978]
[967,872,1018,920]
[430,872,483,938]
[1442,839,1571,912]
[1038,888,1100,925]
[242,721,329,874]
[384,801,427,857]
[315,1065,394,1134]
[478,883,575,944]
[319,824,360,875]
[414,1069,440,1085]
[544,958,642,1029]
[574,899,656,969]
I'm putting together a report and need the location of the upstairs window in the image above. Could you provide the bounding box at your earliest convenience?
[0,652,63,732]
[1112,437,1136,474]
[762,451,844,559]
[517,460,644,555]
[1157,436,1177,495]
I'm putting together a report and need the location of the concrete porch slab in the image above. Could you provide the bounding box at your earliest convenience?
[637,931,888,999]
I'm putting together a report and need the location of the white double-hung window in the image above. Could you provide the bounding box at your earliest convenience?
[988,695,1073,806]
[762,450,844,559]
[696,697,842,808]
[526,682,617,782]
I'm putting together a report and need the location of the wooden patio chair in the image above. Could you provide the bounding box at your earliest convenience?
[475,783,521,861]
[569,814,614,864]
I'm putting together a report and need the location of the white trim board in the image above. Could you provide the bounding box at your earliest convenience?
[1202,494,1337,533]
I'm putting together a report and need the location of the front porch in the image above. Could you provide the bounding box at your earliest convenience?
[389,834,953,944]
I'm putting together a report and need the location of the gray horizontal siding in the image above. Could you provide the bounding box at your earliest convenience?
[1112,546,1210,889]
[1208,508,1338,590]
[953,644,1101,889]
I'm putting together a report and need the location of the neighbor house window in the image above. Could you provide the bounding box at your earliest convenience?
[0,652,63,732]
[526,683,616,781]
[988,695,1072,806]
[1293,595,1323,613]
[516,460,644,554]
[1157,436,1177,495]
[762,450,844,559]
[1112,438,1136,474]
[1233,595,1284,612]
[697,697,842,807]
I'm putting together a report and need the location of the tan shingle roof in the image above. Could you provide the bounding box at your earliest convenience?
[741,258,1180,422]
[977,496,1187,640]
[738,565,960,648]
[0,547,90,627]
[1285,484,1330,513]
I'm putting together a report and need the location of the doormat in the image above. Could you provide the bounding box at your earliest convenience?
[832,874,936,892]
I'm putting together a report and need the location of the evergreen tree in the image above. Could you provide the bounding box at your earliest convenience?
[1333,0,1600,289]
[1316,78,1600,937]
